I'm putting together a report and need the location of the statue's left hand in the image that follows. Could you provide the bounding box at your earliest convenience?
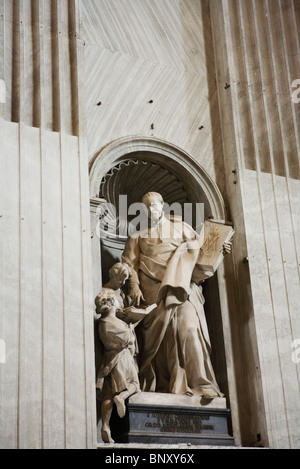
[129,283,145,306]
[117,309,127,320]
[223,241,232,255]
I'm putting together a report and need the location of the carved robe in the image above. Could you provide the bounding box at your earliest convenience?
[122,215,222,397]
[97,315,140,399]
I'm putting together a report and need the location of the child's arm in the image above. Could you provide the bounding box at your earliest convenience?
[117,304,157,326]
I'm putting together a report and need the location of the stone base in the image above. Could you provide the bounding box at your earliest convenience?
[111,392,235,446]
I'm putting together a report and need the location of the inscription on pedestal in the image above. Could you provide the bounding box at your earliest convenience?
[110,397,235,445]
[144,412,214,434]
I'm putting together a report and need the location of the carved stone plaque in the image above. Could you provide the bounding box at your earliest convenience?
[144,411,214,434]
[110,394,234,446]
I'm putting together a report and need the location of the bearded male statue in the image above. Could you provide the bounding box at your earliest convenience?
[122,192,231,399]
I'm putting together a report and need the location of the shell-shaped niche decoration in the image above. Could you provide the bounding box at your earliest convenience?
[98,159,191,240]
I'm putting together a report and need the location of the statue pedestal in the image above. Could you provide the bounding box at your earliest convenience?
[111,392,235,446]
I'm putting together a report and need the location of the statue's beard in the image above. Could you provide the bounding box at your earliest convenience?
[148,211,164,226]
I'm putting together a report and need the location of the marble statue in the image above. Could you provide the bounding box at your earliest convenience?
[95,289,140,444]
[122,192,232,399]
[103,262,132,309]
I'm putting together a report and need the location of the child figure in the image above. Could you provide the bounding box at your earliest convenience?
[103,262,132,309]
[95,289,140,444]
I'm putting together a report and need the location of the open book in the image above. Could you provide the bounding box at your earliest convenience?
[116,303,157,324]
[192,220,234,282]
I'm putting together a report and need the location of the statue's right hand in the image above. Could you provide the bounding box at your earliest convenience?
[129,284,145,306]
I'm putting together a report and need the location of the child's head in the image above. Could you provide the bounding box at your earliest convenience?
[108,263,132,289]
[95,289,117,315]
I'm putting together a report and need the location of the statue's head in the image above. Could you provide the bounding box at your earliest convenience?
[108,263,131,289]
[95,289,117,315]
[142,192,164,221]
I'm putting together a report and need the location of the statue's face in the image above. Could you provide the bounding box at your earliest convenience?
[98,294,116,313]
[146,201,164,221]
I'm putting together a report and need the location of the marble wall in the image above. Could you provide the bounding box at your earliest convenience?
[82,0,226,196]
[0,0,81,134]
[0,0,299,449]
[0,0,96,449]
[210,0,300,448]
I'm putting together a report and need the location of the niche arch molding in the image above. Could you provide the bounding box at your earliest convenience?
[89,136,226,222]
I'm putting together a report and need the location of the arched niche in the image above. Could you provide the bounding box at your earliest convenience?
[89,136,232,412]
[90,136,225,219]
[90,136,226,281]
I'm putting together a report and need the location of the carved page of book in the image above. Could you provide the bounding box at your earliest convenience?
[193,221,234,282]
